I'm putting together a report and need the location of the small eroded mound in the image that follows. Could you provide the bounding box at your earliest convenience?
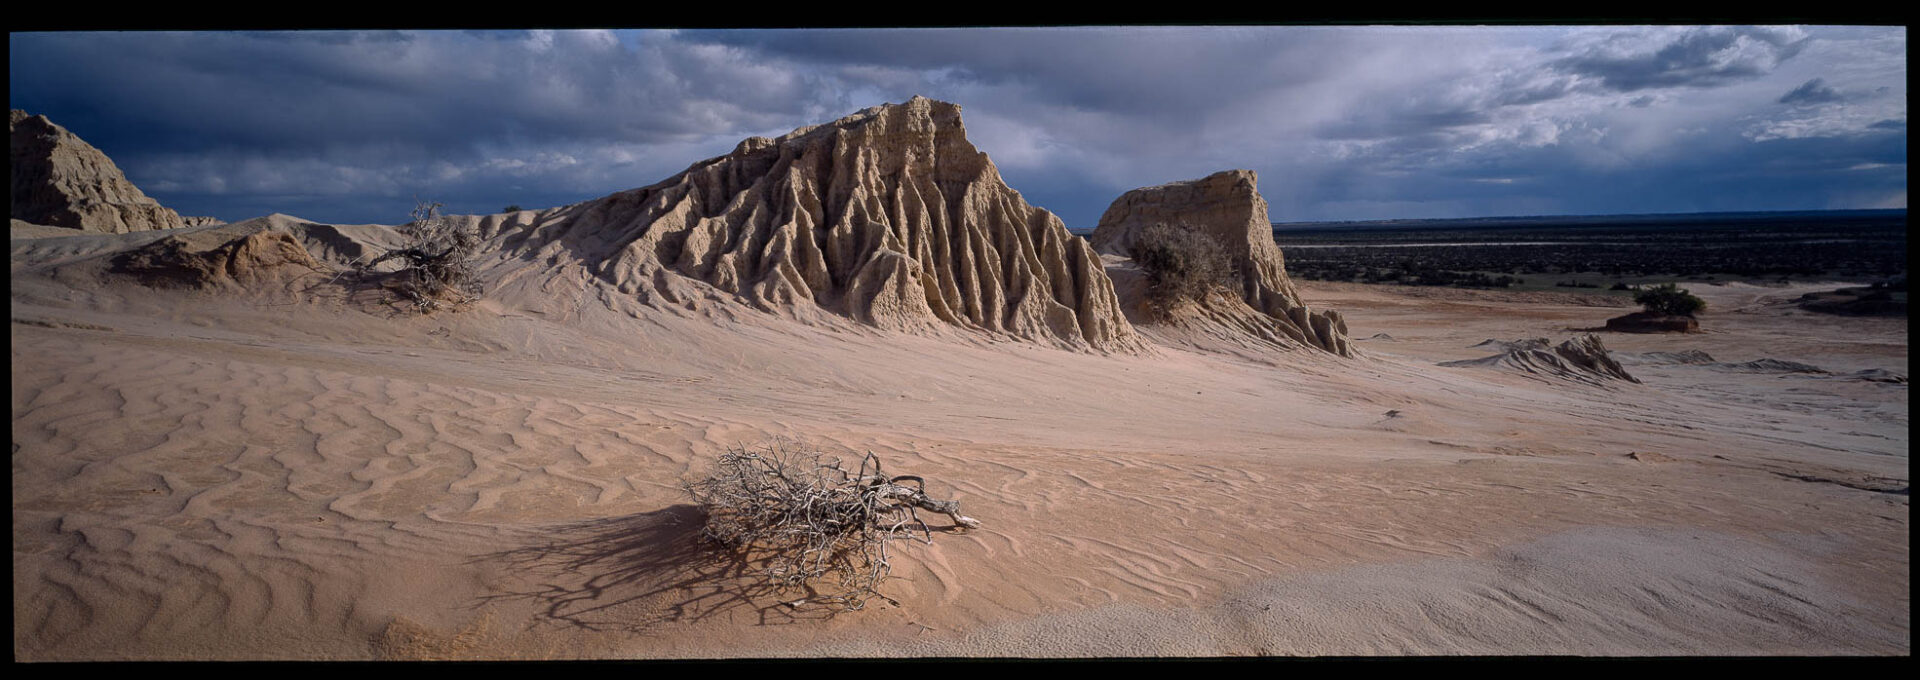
[1471,338,1550,352]
[1620,349,1717,366]
[1719,358,1828,374]
[1796,287,1906,317]
[1443,334,1639,386]
[1604,311,1700,333]
[1620,351,1904,383]
[1848,369,1908,384]
[111,226,324,289]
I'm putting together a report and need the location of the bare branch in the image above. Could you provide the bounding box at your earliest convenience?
[349,199,484,313]
[684,439,979,611]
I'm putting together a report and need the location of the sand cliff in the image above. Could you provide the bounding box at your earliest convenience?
[1093,170,1352,356]
[462,97,1141,353]
[8,100,1907,660]
[10,109,186,233]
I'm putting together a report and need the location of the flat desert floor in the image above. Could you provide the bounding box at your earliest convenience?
[12,244,1909,658]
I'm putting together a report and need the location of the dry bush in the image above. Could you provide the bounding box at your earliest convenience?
[684,440,979,611]
[1129,222,1233,314]
[356,200,483,313]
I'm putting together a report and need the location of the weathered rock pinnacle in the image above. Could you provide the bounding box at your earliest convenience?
[11,109,185,233]
[1092,169,1352,356]
[489,96,1144,352]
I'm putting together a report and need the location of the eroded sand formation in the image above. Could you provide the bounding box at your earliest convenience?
[1444,335,1640,386]
[465,97,1141,353]
[110,226,322,289]
[1605,310,1701,333]
[1091,170,1351,356]
[10,109,186,233]
[10,100,1908,659]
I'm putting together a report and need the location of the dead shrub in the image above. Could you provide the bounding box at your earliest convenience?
[684,440,978,611]
[356,200,483,313]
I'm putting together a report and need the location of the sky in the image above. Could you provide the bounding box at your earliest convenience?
[8,26,1908,227]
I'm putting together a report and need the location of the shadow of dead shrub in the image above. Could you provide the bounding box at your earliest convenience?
[471,504,842,633]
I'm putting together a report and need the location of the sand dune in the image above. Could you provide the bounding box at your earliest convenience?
[1093,170,1351,355]
[9,102,1907,658]
[11,251,1908,657]
[449,97,1140,353]
[1442,334,1640,386]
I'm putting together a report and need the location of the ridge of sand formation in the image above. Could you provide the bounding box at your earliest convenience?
[1604,310,1700,333]
[110,222,324,289]
[1091,170,1351,356]
[1444,334,1639,386]
[1618,349,1719,366]
[464,96,1142,352]
[1616,349,1907,382]
[10,109,186,233]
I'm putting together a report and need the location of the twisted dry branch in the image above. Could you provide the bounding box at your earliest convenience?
[684,441,978,611]
[350,200,483,313]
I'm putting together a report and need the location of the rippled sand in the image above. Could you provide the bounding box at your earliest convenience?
[11,232,1908,658]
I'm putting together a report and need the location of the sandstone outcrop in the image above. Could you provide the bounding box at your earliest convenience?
[481,96,1142,352]
[112,226,321,289]
[1620,349,1717,366]
[1795,287,1905,317]
[1603,311,1700,333]
[11,109,185,233]
[1443,334,1639,386]
[1091,170,1350,356]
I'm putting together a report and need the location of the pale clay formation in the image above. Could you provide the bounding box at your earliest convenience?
[467,97,1145,353]
[11,109,187,234]
[1092,169,1353,356]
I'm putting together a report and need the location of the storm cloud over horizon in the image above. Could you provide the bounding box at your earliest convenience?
[8,26,1907,226]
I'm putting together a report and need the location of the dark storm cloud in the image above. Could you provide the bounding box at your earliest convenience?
[8,30,857,222]
[1551,26,1809,92]
[681,27,1353,118]
[9,31,826,156]
[6,26,1905,225]
[1316,108,1493,141]
[1491,78,1576,107]
[1291,121,1907,220]
[1778,78,1845,105]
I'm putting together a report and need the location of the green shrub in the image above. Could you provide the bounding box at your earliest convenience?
[1634,283,1706,316]
[1128,223,1233,313]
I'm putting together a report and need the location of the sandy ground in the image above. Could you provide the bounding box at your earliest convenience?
[11,228,1908,659]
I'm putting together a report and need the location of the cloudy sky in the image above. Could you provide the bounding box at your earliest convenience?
[8,26,1907,226]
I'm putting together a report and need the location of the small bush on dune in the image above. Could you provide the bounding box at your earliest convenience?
[1634,283,1706,317]
[1129,222,1233,314]
[685,440,978,611]
[356,200,483,313]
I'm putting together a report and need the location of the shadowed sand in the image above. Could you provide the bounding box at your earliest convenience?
[11,223,1908,658]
